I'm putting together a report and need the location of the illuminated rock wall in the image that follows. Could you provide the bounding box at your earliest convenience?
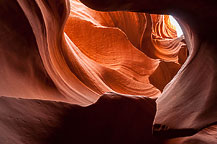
[1,0,216,143]
[0,0,185,105]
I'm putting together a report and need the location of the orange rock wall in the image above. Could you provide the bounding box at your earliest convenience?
[0,0,186,106]
[5,0,217,143]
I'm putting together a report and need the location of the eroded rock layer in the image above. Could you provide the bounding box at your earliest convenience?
[0,0,185,105]
[3,0,217,143]
[77,1,217,142]
[0,93,162,144]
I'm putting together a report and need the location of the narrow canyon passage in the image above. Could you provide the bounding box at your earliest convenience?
[0,0,217,143]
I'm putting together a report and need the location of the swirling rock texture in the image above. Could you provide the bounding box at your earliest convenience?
[1,0,216,143]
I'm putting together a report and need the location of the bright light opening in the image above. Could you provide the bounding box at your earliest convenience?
[169,15,183,37]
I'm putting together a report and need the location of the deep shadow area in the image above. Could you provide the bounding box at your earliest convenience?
[47,92,162,144]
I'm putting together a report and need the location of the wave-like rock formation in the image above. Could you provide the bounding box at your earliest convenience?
[0,0,186,104]
[1,0,216,143]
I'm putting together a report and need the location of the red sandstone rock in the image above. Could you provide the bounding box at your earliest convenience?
[79,0,217,142]
[0,93,162,144]
[2,0,217,143]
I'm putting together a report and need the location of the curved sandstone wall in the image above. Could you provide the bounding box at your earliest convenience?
[1,0,216,143]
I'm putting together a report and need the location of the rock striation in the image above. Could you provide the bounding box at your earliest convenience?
[2,0,216,143]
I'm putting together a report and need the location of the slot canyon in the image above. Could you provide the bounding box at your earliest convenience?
[0,0,216,143]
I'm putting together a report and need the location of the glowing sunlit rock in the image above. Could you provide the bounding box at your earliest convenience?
[169,15,183,37]
[3,0,217,143]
